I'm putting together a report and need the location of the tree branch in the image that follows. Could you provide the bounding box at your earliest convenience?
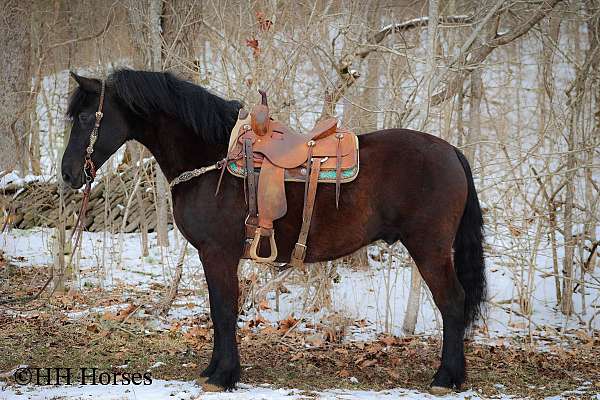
[356,15,474,59]
[430,0,563,106]
[45,12,112,53]
[320,14,474,119]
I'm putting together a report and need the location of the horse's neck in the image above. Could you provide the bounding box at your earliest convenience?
[135,115,229,183]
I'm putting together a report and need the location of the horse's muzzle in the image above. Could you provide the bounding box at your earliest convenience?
[61,169,85,190]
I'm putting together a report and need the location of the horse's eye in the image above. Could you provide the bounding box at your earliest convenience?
[78,113,92,124]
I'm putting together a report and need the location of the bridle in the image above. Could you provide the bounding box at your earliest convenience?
[71,80,106,251]
[83,80,106,184]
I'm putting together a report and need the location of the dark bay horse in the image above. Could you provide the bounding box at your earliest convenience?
[61,69,486,393]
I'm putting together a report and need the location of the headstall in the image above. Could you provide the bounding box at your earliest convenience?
[70,80,106,250]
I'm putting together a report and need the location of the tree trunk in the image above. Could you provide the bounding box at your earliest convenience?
[0,1,32,174]
[358,2,382,133]
[539,11,563,305]
[561,5,598,315]
[126,0,170,247]
[582,0,599,278]
[465,68,482,164]
[148,0,170,247]
[403,260,421,335]
[404,0,439,335]
[561,110,576,316]
[162,0,200,80]
[340,2,383,271]
[416,0,438,131]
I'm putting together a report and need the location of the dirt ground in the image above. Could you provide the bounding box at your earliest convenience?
[1,263,599,399]
[0,310,599,399]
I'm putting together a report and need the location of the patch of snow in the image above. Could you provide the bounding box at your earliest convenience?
[0,380,521,400]
[0,379,200,400]
[149,362,165,369]
[0,172,52,189]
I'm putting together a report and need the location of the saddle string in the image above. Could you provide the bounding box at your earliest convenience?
[214,157,229,196]
[215,141,245,196]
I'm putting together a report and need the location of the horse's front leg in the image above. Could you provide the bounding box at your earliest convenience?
[197,245,241,391]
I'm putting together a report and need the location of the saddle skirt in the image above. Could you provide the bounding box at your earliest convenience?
[227,115,359,183]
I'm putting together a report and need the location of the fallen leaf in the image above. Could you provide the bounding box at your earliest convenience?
[380,335,397,347]
[278,315,298,333]
[260,325,278,335]
[387,369,400,380]
[359,358,377,369]
[102,304,137,322]
[305,333,325,347]
[354,319,367,328]
[338,369,350,378]
[366,343,383,354]
[245,38,260,57]
[258,299,271,311]
[334,348,349,355]
[247,314,267,329]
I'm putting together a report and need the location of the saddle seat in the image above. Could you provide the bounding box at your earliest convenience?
[225,90,359,268]
[228,116,358,181]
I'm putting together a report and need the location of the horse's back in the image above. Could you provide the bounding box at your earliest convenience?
[356,128,468,209]
[276,127,469,262]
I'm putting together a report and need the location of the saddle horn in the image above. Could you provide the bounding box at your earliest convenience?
[258,89,268,106]
[251,89,271,136]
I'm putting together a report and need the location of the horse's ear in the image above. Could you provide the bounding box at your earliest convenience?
[70,71,101,93]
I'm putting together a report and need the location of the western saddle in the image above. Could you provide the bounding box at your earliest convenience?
[225,90,359,269]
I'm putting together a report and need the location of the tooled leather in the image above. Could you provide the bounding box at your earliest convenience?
[257,158,287,229]
[234,127,356,170]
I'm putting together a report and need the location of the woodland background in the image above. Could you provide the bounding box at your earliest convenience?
[1,0,599,361]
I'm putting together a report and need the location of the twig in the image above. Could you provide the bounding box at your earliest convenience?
[44,10,113,52]
[156,241,187,316]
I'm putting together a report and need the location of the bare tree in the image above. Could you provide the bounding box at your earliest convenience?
[561,1,599,315]
[403,0,440,335]
[0,1,33,174]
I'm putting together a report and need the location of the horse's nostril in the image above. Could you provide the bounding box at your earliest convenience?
[62,171,71,184]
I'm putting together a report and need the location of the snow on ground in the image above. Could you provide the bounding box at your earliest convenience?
[0,172,52,190]
[0,381,521,400]
[1,228,599,399]
[2,227,598,336]
[1,380,597,400]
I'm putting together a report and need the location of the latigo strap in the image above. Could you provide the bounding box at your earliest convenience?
[288,157,322,270]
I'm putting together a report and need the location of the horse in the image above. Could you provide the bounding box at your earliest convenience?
[61,69,486,393]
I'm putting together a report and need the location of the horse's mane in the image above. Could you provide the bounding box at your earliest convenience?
[68,69,242,144]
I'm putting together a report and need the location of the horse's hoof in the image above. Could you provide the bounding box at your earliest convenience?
[195,376,209,385]
[201,382,225,392]
[429,385,453,396]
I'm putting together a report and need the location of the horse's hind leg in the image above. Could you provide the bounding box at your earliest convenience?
[412,249,466,392]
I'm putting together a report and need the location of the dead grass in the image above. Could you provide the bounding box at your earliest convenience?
[0,311,598,399]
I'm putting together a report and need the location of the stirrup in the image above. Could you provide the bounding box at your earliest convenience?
[249,227,277,263]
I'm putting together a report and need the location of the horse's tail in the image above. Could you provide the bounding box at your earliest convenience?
[453,148,487,327]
